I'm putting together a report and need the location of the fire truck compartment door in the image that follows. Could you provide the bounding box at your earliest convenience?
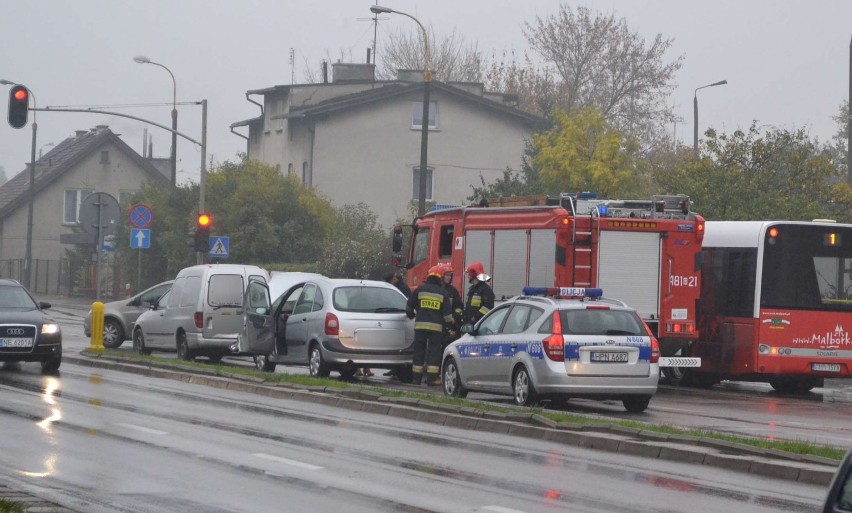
[597,231,661,320]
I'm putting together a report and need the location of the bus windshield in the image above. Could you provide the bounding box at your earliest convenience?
[760,224,852,312]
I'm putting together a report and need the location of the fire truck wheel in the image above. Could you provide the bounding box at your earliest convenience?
[662,366,687,386]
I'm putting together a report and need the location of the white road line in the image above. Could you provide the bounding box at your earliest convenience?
[480,506,530,513]
[116,423,168,435]
[253,453,323,471]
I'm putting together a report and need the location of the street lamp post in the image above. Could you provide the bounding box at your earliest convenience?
[370,5,431,217]
[1,79,37,289]
[693,80,728,155]
[134,56,178,188]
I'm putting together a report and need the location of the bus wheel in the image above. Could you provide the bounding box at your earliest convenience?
[770,377,823,394]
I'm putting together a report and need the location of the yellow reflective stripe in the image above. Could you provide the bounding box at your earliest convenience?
[414,322,443,331]
[419,292,444,301]
[443,314,454,323]
[412,365,424,372]
[470,296,482,307]
[479,306,490,315]
[425,365,440,374]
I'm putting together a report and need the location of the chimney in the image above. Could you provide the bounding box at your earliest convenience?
[75,130,87,137]
[142,128,148,158]
[367,48,371,64]
[332,62,375,83]
[322,60,328,84]
[397,69,424,82]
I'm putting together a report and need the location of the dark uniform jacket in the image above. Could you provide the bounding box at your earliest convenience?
[444,283,463,338]
[465,281,495,325]
[406,277,454,332]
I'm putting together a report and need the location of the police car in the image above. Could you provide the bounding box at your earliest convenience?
[441,288,659,412]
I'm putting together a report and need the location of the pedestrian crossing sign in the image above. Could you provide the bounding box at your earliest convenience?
[208,236,229,258]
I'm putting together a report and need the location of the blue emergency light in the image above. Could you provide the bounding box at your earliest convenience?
[597,204,608,217]
[522,287,603,299]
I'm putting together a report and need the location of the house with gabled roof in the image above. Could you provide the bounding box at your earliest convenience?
[0,125,169,293]
[231,63,543,228]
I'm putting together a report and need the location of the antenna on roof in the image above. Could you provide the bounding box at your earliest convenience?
[289,48,295,85]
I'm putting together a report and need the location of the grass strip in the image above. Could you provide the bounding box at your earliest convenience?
[82,348,846,461]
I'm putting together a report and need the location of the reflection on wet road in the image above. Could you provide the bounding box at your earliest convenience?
[0,362,827,512]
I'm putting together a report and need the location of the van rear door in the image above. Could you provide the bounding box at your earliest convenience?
[206,273,246,340]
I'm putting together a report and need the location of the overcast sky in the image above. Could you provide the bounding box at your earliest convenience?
[2,1,850,186]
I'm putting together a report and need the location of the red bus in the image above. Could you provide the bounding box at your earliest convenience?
[673,220,852,392]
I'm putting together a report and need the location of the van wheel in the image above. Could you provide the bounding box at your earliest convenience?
[512,366,538,406]
[623,395,652,413]
[133,329,151,355]
[102,319,124,349]
[177,333,194,362]
[308,345,330,378]
[253,354,276,372]
[442,358,468,398]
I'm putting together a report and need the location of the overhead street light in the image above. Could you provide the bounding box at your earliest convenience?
[1,78,37,289]
[370,5,431,217]
[134,55,178,188]
[693,79,728,155]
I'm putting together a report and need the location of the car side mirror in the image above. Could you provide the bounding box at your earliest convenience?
[38,301,51,310]
[824,449,852,512]
[460,323,475,335]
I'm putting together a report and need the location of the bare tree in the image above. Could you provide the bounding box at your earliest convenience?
[375,25,484,82]
[519,4,683,147]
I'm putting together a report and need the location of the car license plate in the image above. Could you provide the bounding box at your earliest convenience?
[812,363,841,373]
[591,351,628,363]
[0,338,33,348]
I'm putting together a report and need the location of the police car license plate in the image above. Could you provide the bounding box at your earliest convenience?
[812,363,841,373]
[0,338,33,348]
[591,351,627,363]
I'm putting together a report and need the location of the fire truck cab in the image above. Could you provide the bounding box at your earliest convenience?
[393,193,706,365]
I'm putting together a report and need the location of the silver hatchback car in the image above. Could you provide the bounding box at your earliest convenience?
[240,276,414,380]
[441,287,660,412]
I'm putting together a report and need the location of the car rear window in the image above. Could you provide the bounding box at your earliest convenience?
[208,274,244,306]
[333,286,407,313]
[560,309,644,336]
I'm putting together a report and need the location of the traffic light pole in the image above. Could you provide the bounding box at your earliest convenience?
[23,114,36,289]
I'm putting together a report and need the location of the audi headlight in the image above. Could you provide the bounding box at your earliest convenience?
[41,323,60,335]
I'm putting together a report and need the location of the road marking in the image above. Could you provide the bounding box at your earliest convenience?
[253,453,323,471]
[480,507,529,513]
[116,423,168,435]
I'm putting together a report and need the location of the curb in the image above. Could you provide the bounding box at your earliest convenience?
[66,354,840,486]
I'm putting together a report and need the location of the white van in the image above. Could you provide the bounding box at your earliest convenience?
[132,264,268,361]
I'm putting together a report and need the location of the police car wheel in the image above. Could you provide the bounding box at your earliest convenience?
[622,395,652,413]
[512,366,538,406]
[442,358,467,398]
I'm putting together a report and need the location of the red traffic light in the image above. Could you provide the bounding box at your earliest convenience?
[197,213,212,227]
[7,85,30,129]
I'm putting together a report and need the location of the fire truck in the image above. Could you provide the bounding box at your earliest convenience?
[392,193,706,365]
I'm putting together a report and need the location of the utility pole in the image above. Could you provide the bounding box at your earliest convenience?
[848,36,851,186]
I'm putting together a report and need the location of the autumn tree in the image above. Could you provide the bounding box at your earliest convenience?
[653,124,849,222]
[531,107,640,198]
[374,25,484,82]
[318,203,392,279]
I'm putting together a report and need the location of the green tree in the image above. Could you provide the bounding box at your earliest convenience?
[653,124,846,221]
[532,107,639,197]
[318,203,391,279]
[467,139,547,202]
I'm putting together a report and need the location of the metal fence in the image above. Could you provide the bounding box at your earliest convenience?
[0,258,122,298]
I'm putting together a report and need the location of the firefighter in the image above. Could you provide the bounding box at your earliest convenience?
[406,265,454,386]
[464,261,495,325]
[439,263,463,350]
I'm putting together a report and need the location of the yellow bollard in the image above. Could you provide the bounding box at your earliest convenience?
[90,301,105,352]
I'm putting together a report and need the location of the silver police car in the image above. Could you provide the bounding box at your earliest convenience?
[441,287,659,412]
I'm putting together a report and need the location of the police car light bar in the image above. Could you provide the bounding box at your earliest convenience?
[522,287,603,299]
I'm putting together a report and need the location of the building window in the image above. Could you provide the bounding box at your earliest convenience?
[63,189,94,224]
[275,100,285,131]
[412,167,433,201]
[100,150,110,164]
[411,101,437,129]
[302,161,311,186]
[287,163,294,176]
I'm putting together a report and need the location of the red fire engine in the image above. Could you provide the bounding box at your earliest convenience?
[392,193,706,363]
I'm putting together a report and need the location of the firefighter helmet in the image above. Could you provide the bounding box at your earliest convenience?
[440,263,454,275]
[427,265,445,279]
[466,262,484,280]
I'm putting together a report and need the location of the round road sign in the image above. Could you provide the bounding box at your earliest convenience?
[129,203,153,229]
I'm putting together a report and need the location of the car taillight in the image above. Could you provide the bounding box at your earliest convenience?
[542,311,564,362]
[325,312,339,336]
[194,312,203,329]
[643,321,660,364]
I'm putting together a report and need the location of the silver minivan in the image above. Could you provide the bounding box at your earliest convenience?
[132,264,268,361]
[239,276,414,379]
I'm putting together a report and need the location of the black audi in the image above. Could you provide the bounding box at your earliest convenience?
[0,279,61,371]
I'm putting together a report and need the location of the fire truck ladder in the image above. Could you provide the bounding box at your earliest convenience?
[562,196,594,287]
